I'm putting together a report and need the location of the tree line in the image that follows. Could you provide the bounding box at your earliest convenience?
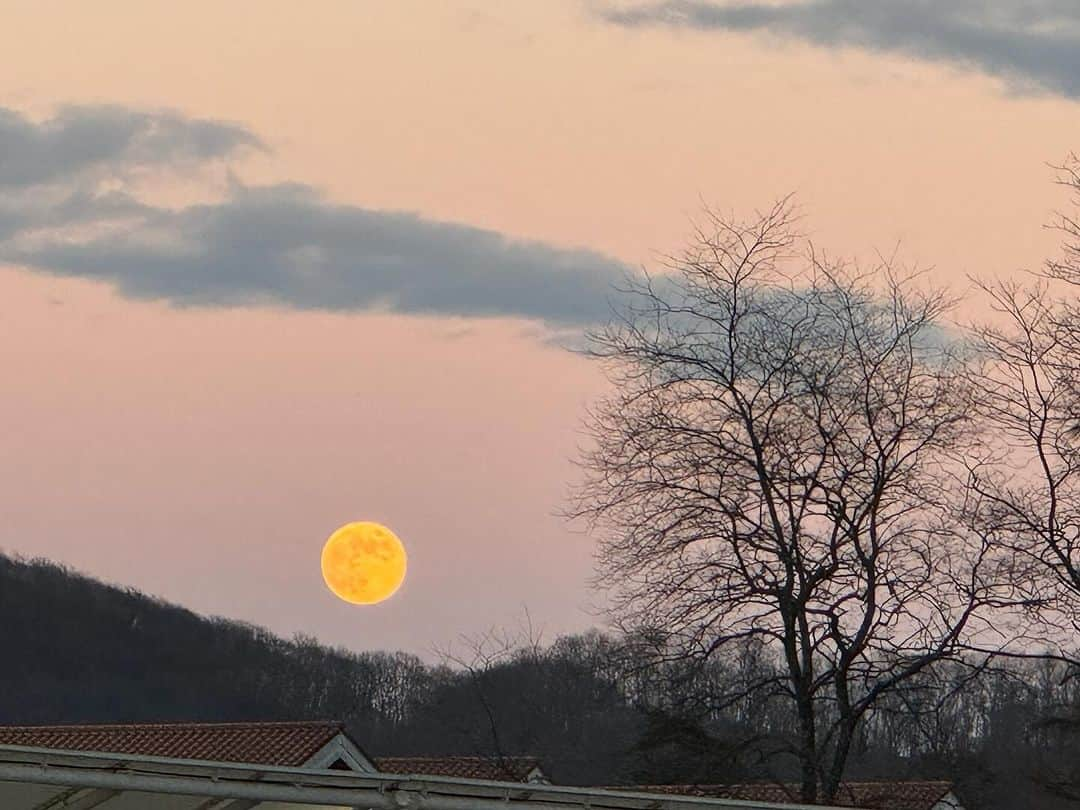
[1,552,1078,809]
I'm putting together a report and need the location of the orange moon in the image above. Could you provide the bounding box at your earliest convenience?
[321,522,407,605]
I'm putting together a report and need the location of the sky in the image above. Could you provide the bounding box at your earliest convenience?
[3,1,1080,656]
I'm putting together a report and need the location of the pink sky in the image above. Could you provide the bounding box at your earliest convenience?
[3,1,1080,655]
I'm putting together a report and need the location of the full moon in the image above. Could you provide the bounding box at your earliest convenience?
[321,522,407,605]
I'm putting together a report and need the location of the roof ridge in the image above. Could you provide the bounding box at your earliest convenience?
[378,756,540,762]
[0,720,344,731]
[615,780,956,810]
[834,780,952,787]
[628,780,952,788]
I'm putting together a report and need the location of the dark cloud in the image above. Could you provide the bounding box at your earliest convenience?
[0,105,261,188]
[2,184,630,325]
[600,0,1080,99]
[0,105,631,326]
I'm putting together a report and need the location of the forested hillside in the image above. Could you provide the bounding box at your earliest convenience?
[0,552,1078,808]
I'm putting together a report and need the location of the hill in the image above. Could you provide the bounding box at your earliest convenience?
[0,553,641,783]
[0,553,426,730]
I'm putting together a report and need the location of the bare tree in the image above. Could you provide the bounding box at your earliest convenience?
[958,162,1080,810]
[431,615,546,765]
[961,156,1080,657]
[568,199,1015,803]
[963,279,1080,646]
[1044,155,1080,290]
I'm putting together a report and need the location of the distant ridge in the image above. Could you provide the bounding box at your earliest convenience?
[0,553,409,727]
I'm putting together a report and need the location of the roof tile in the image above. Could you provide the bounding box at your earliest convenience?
[622,782,955,810]
[375,756,545,782]
[0,721,345,767]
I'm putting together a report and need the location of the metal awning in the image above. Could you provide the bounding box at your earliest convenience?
[0,744,848,810]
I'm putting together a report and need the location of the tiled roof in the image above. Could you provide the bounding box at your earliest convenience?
[375,756,545,782]
[621,782,955,810]
[0,720,346,767]
[0,722,548,785]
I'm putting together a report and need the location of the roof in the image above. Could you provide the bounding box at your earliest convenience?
[0,720,351,767]
[0,722,543,782]
[0,743,859,810]
[624,782,956,810]
[376,756,545,782]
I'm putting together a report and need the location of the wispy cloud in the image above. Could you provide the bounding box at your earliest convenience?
[600,0,1080,99]
[0,105,631,326]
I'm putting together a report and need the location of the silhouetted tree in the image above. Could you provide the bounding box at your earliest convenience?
[568,199,1023,803]
[960,156,1080,805]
